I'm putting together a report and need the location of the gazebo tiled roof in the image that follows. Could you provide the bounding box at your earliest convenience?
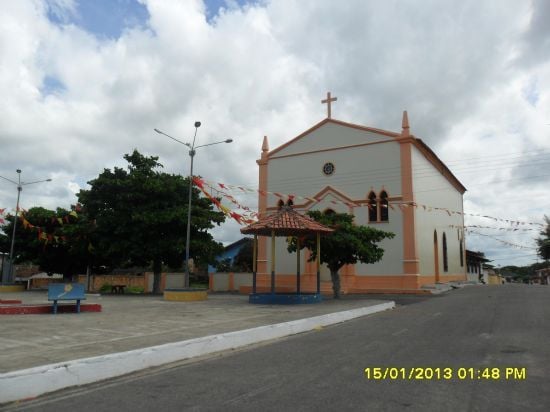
[240,206,334,236]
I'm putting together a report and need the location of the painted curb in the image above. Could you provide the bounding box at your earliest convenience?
[0,301,394,403]
[0,303,102,315]
[0,285,26,293]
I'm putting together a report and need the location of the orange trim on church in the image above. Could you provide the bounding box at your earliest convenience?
[256,136,270,275]
[399,137,419,274]
[233,272,466,295]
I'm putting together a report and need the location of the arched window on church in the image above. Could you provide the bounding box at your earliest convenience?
[380,191,389,222]
[442,232,448,272]
[368,191,377,222]
[459,238,464,267]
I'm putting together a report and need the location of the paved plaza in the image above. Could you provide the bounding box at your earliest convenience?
[0,291,393,373]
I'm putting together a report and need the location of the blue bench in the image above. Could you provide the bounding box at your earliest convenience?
[48,283,86,314]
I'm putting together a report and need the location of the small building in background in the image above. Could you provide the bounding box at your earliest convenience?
[533,267,550,285]
[208,238,251,274]
[466,250,490,283]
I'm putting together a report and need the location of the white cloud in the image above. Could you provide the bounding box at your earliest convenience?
[0,0,549,266]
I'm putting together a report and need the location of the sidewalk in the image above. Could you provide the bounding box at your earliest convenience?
[0,291,393,374]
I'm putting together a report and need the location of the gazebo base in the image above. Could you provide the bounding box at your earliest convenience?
[249,293,322,304]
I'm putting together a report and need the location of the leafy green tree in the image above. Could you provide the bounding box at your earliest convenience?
[536,215,550,263]
[78,150,225,293]
[0,206,93,281]
[0,232,8,254]
[287,211,394,298]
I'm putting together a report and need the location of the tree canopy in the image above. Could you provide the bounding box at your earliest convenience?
[287,211,394,298]
[77,150,225,292]
[0,206,93,280]
[536,215,550,262]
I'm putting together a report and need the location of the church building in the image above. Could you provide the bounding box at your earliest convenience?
[254,93,467,293]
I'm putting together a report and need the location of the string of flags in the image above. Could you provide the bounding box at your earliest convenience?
[19,213,74,244]
[452,225,539,232]
[2,178,545,253]
[0,208,84,246]
[193,177,257,225]
[198,178,545,228]
[465,229,538,250]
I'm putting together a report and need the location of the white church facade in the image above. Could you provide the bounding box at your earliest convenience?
[254,96,467,293]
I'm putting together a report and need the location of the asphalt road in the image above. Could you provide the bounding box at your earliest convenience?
[5,284,549,412]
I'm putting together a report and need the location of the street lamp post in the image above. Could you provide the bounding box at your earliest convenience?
[154,124,233,288]
[0,170,52,284]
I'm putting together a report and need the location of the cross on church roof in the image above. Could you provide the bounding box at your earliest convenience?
[321,92,337,118]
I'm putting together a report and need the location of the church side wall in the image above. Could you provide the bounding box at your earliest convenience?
[411,147,466,281]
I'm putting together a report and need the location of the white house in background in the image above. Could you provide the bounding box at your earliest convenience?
[534,267,550,285]
[466,250,490,283]
[254,95,467,293]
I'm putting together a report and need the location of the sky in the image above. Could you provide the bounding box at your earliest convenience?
[0,0,549,267]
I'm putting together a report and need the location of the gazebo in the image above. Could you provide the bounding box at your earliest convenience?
[240,205,334,304]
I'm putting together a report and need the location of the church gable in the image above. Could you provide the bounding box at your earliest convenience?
[300,186,357,213]
[269,119,399,159]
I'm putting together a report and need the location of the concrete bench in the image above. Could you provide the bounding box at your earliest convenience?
[48,283,86,314]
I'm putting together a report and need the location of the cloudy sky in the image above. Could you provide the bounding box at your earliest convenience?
[1,0,549,267]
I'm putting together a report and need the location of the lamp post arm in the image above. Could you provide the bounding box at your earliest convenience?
[154,129,189,146]
[22,178,52,186]
[195,139,232,149]
[0,175,18,185]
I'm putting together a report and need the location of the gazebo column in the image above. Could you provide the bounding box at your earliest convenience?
[252,234,257,294]
[271,230,275,295]
[296,237,301,295]
[316,232,321,295]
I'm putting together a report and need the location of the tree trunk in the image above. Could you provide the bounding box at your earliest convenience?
[86,264,91,292]
[330,268,341,299]
[152,258,162,294]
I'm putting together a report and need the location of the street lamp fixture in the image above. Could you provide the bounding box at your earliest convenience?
[154,124,233,288]
[0,170,52,284]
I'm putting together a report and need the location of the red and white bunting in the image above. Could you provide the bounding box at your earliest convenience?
[200,179,544,228]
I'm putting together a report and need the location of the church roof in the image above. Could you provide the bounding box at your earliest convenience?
[240,206,334,236]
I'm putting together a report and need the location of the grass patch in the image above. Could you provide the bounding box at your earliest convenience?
[190,282,208,289]
[126,285,145,294]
